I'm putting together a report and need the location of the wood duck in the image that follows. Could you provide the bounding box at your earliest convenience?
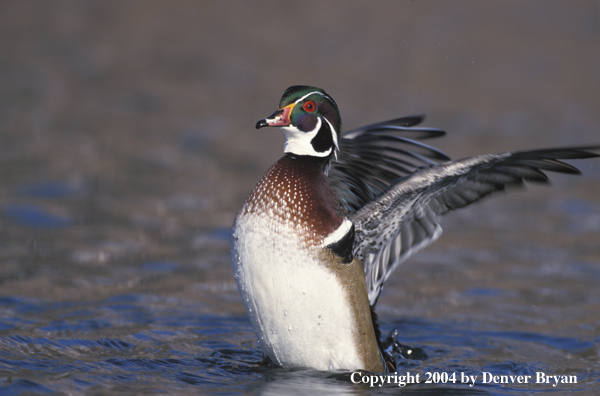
[230,85,598,373]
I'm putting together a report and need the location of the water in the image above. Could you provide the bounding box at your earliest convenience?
[1,1,599,395]
[1,295,598,394]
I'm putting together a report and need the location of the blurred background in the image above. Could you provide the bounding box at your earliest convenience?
[0,1,598,394]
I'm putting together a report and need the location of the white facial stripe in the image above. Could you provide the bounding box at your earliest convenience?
[283,117,333,157]
[322,117,339,161]
[324,117,339,151]
[294,91,334,105]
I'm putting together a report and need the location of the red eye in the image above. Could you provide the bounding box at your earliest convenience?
[303,101,316,112]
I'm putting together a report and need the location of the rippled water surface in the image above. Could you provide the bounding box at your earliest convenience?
[1,1,599,395]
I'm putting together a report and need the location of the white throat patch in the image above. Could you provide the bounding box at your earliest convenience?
[282,117,338,158]
[283,117,330,157]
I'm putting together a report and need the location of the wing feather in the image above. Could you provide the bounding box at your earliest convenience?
[351,146,600,306]
[329,116,449,215]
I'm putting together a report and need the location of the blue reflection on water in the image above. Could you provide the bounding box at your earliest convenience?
[0,295,597,394]
[0,379,57,395]
[16,182,82,199]
[140,261,180,272]
[3,204,72,228]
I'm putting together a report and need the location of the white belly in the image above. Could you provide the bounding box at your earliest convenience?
[231,212,363,371]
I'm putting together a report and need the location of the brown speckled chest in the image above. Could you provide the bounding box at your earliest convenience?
[241,155,343,248]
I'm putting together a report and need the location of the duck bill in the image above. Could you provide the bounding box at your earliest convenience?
[256,103,295,129]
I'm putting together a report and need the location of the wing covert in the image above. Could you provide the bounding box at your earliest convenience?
[350,146,600,306]
[328,116,449,216]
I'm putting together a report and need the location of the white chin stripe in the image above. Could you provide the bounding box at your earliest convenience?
[282,118,333,157]
[322,218,353,247]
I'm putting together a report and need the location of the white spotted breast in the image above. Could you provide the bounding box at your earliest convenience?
[231,155,376,371]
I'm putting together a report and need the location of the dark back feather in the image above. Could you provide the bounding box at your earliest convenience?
[329,116,449,216]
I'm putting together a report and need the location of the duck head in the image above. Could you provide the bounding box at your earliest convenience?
[256,86,342,160]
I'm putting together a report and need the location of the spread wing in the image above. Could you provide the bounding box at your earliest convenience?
[349,146,600,306]
[328,116,449,216]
